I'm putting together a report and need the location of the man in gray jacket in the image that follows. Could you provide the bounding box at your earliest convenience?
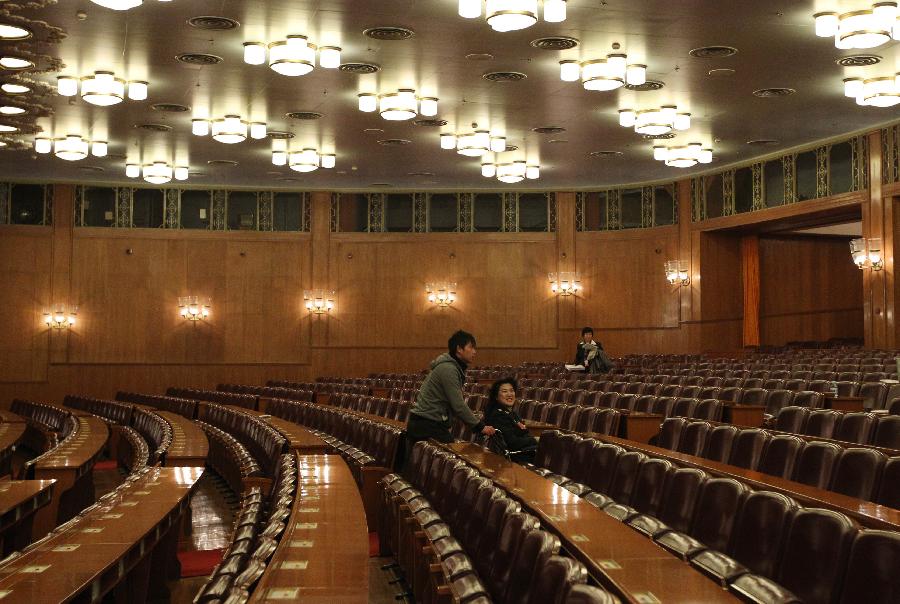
[406,330,496,446]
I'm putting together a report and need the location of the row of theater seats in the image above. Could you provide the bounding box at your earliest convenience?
[216,383,315,403]
[772,406,900,448]
[197,404,286,477]
[116,425,149,472]
[329,393,412,422]
[116,391,199,419]
[379,441,616,604]
[11,398,77,439]
[197,421,262,495]
[656,417,899,507]
[267,399,402,479]
[267,379,377,396]
[529,432,898,604]
[64,395,173,464]
[518,372,892,390]
[194,454,297,604]
[167,387,258,411]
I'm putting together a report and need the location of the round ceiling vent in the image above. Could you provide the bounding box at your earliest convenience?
[363,26,414,41]
[753,87,795,97]
[746,139,780,146]
[151,103,191,112]
[835,54,882,67]
[483,71,527,82]
[642,133,676,140]
[285,111,324,120]
[176,53,223,65]
[133,123,173,132]
[377,138,412,146]
[689,45,738,58]
[590,151,624,158]
[626,79,665,91]
[207,159,238,166]
[267,130,295,139]
[530,36,579,50]
[338,62,381,74]
[532,126,565,134]
[414,119,448,127]
[187,16,240,30]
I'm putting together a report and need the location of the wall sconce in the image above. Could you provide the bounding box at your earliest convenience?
[665,260,691,286]
[548,272,580,296]
[304,290,335,314]
[850,237,883,271]
[44,305,77,329]
[179,296,210,321]
[426,282,456,307]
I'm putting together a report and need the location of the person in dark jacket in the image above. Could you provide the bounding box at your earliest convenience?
[484,377,537,463]
[406,330,496,447]
[574,326,614,373]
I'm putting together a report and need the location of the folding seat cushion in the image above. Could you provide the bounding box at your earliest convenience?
[871,415,900,449]
[765,390,795,417]
[628,467,707,537]
[838,530,900,604]
[672,398,698,418]
[730,508,857,604]
[603,457,672,521]
[590,408,619,436]
[586,450,646,509]
[728,429,770,470]
[691,491,797,586]
[654,478,748,560]
[502,530,561,604]
[833,412,875,444]
[757,435,805,479]
[584,444,623,495]
[652,397,676,417]
[562,584,618,604]
[792,440,842,489]
[829,447,886,501]
[657,417,686,451]
[775,406,809,434]
[677,421,711,457]
[740,388,768,405]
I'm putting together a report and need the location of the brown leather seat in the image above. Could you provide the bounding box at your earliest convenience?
[634,394,656,414]
[677,420,711,456]
[791,390,824,409]
[652,396,676,417]
[741,388,768,405]
[838,529,900,604]
[524,555,588,604]
[792,440,842,489]
[728,428,770,470]
[782,379,808,392]
[859,382,888,410]
[591,408,620,435]
[583,443,623,495]
[804,409,841,439]
[871,414,900,448]
[598,392,619,408]
[585,450,646,508]
[705,425,739,463]
[628,467,707,537]
[877,456,900,509]
[672,397,698,418]
[562,584,618,604]
[484,511,541,601]
[757,435,805,479]
[565,437,599,487]
[679,386,702,399]
[775,406,810,434]
[657,417,686,450]
[502,530,561,604]
[829,447,886,501]
[833,412,876,444]
[765,389,795,417]
[603,457,673,521]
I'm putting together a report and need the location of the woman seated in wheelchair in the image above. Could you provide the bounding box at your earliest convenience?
[485,377,538,464]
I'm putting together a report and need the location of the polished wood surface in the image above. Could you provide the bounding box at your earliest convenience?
[0,423,25,456]
[250,454,368,603]
[742,235,761,347]
[156,410,209,467]
[0,412,25,424]
[0,480,55,555]
[825,396,866,413]
[441,442,739,604]
[597,435,900,532]
[617,412,664,444]
[225,405,329,453]
[722,403,765,427]
[0,466,203,603]
[522,420,557,436]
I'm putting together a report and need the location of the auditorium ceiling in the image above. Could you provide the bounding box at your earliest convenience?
[0,0,898,190]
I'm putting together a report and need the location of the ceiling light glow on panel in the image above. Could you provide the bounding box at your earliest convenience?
[559,54,646,91]
[90,0,167,10]
[652,143,713,168]
[34,134,108,161]
[243,36,341,76]
[358,89,438,121]
[618,106,691,136]
[814,2,899,49]
[440,128,506,156]
[125,161,189,184]
[459,0,566,31]
[480,159,539,183]
[57,72,148,106]
[843,74,900,107]
[192,115,266,144]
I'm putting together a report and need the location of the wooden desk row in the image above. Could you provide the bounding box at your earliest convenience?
[0,466,204,604]
[155,411,210,467]
[249,454,369,603]
[0,480,55,557]
[441,442,740,604]
[224,406,329,454]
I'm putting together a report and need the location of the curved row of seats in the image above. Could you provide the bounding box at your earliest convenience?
[197,404,286,477]
[117,425,149,472]
[11,398,77,439]
[116,391,199,419]
[197,421,262,495]
[529,431,899,604]
[216,383,315,403]
[329,392,412,422]
[379,441,616,604]
[167,387,258,411]
[655,417,899,506]
[773,406,900,448]
[194,454,296,604]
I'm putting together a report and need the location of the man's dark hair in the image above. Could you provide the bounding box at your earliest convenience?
[581,326,594,336]
[448,330,477,355]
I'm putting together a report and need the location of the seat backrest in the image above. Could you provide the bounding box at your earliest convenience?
[792,440,842,489]
[877,456,900,509]
[830,447,886,501]
[634,395,656,414]
[679,385,701,399]
[574,407,598,434]
[524,555,588,604]
[740,388,768,405]
[548,433,580,475]
[605,451,647,502]
[704,425,739,463]
[775,406,810,434]
[765,389,795,416]
[692,399,723,421]
[871,414,900,449]
[791,390,824,409]
[474,497,520,578]
[534,430,560,468]
[627,458,673,516]
[775,508,857,604]
[728,490,797,579]
[656,467,707,533]
[757,435,805,479]
[804,409,841,439]
[584,444,623,494]
[567,437,599,484]
[562,584,617,604]
[486,511,541,601]
[676,420,711,456]
[688,478,749,552]
[657,417,686,451]
[859,382,888,410]
[598,392,619,408]
[591,408,619,436]
[652,396,676,417]
[728,428,770,470]
[838,529,900,604]
[672,397,698,418]
[833,412,875,444]
[503,529,561,604]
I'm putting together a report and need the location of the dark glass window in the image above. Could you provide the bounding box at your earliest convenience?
[181,190,211,229]
[734,168,753,213]
[654,185,675,226]
[830,141,853,195]
[705,174,724,218]
[581,192,607,231]
[227,191,257,230]
[474,193,502,232]
[518,193,548,232]
[81,186,117,226]
[796,151,817,201]
[428,193,457,232]
[132,188,165,228]
[273,192,303,231]
[385,193,413,232]
[9,184,45,225]
[336,193,368,232]
[764,160,785,207]
[620,188,641,228]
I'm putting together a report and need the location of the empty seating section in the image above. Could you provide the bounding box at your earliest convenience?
[197,403,287,477]
[167,387,259,410]
[198,421,262,495]
[116,425,150,471]
[117,391,199,418]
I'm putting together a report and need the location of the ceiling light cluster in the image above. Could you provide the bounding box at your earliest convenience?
[559,54,647,91]
[814,3,900,49]
[125,162,189,184]
[458,0,567,32]
[0,55,34,70]
[90,0,171,10]
[843,74,900,107]
[243,35,342,76]
[440,129,506,156]
[618,105,691,136]
[481,159,540,183]
[34,135,107,161]
[358,89,438,121]
[652,143,713,168]
[1,81,31,95]
[271,141,336,173]
[0,22,32,41]
[192,115,266,144]
[57,71,147,106]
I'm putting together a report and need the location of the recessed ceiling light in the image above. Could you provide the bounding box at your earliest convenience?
[363,26,414,41]
[133,123,173,132]
[377,138,411,146]
[151,103,191,112]
[189,172,206,177]
[364,128,384,134]
[504,144,519,151]
[278,177,301,182]
[414,119,448,127]
[207,159,238,166]
[408,171,435,176]
[267,130,295,139]
[625,80,665,91]
[79,166,105,172]
[589,151,624,158]
[708,68,736,77]
[753,88,795,97]
[549,139,568,144]
[642,133,676,140]
[465,53,494,61]
[0,23,32,41]
[689,46,738,58]
[369,182,392,187]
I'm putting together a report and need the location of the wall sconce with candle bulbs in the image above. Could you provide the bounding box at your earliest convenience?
[814,3,899,49]
[850,237,883,270]
[57,72,147,106]
[548,272,580,296]
[304,290,335,315]
[243,36,341,76]
[426,283,457,307]
[44,305,77,329]
[358,89,438,121]
[34,134,107,161]
[664,260,690,286]
[178,296,210,322]
[458,0,567,31]
[192,115,266,144]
